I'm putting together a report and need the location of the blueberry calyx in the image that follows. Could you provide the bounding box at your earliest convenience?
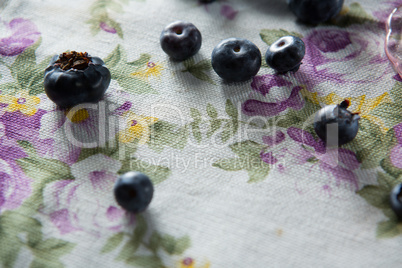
[55,51,91,70]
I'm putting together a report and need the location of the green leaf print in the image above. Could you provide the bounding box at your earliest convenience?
[390,80,402,104]
[213,140,270,183]
[0,140,76,267]
[160,234,191,255]
[345,120,397,169]
[260,29,303,46]
[370,103,402,129]
[357,168,402,238]
[104,45,157,94]
[148,101,256,152]
[376,219,402,239]
[325,2,377,27]
[86,0,140,38]
[0,210,75,268]
[206,103,218,118]
[16,141,74,214]
[103,215,191,267]
[381,156,402,179]
[120,157,171,185]
[181,57,216,85]
[148,121,189,152]
[101,232,125,253]
[126,255,164,268]
[0,38,51,95]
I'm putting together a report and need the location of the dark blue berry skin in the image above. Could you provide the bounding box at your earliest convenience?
[114,172,154,214]
[211,38,261,82]
[390,183,402,220]
[160,21,202,61]
[287,0,344,24]
[44,55,110,108]
[314,100,360,146]
[265,35,305,73]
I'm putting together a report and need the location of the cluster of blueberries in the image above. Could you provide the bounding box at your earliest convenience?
[159,19,360,145]
[41,0,402,219]
[160,20,305,82]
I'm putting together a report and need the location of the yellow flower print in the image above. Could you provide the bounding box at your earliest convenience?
[118,111,158,145]
[65,108,90,124]
[0,91,40,116]
[131,61,163,80]
[178,257,210,268]
[301,89,392,132]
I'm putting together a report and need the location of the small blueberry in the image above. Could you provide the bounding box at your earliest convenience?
[314,100,360,146]
[211,38,261,82]
[265,35,305,73]
[160,21,202,61]
[114,171,154,214]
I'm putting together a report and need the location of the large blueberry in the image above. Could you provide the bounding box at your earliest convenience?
[114,171,154,214]
[390,183,402,220]
[287,0,345,24]
[211,38,261,82]
[265,35,305,73]
[314,100,360,146]
[160,21,202,61]
[44,51,111,108]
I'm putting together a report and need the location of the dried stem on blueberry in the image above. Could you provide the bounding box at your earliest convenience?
[55,51,91,70]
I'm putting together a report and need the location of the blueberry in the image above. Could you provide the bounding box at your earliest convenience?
[314,100,360,146]
[199,0,215,3]
[265,35,305,73]
[211,38,261,82]
[44,51,111,108]
[390,183,402,220]
[160,21,202,61]
[114,172,154,214]
[287,0,344,24]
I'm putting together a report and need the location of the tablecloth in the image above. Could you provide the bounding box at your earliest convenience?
[0,0,402,267]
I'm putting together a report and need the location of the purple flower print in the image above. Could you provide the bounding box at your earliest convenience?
[242,86,304,117]
[373,1,402,24]
[0,136,32,211]
[39,89,131,165]
[200,0,238,20]
[0,108,53,157]
[308,29,352,53]
[295,26,394,91]
[250,74,292,96]
[390,123,402,168]
[260,131,286,173]
[100,22,117,34]
[262,130,285,147]
[42,154,134,236]
[220,4,238,20]
[287,127,359,190]
[0,18,40,56]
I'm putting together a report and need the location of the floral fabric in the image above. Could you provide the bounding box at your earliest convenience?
[0,0,402,267]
